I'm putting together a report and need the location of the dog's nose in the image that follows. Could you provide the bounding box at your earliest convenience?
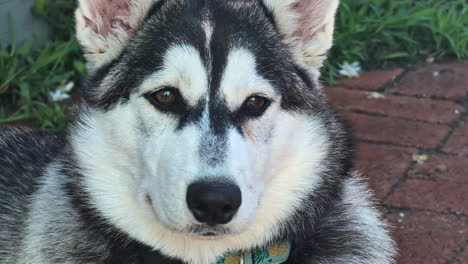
[186,181,242,226]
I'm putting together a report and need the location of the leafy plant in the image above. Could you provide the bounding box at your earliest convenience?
[0,39,81,131]
[0,0,84,131]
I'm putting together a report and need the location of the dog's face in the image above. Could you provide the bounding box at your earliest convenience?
[72,0,340,263]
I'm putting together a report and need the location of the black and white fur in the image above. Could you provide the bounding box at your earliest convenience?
[0,0,396,263]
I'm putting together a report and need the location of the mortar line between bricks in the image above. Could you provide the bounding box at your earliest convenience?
[412,148,468,158]
[378,68,410,93]
[446,240,468,264]
[383,206,468,219]
[354,137,468,156]
[435,96,468,152]
[379,132,444,202]
[354,139,427,151]
[354,139,468,160]
[354,140,418,149]
[353,139,468,157]
[385,91,468,103]
[389,176,468,185]
[381,160,417,203]
[341,108,458,126]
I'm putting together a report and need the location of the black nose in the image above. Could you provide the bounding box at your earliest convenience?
[186,181,242,226]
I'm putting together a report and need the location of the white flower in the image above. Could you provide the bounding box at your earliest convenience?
[49,81,74,102]
[338,61,361,78]
[63,81,74,93]
[366,92,385,99]
[49,90,71,102]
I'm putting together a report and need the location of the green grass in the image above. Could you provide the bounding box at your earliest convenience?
[322,0,468,83]
[0,0,467,130]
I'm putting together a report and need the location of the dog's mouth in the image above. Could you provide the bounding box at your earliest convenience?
[144,193,234,238]
[201,232,217,237]
[183,224,232,238]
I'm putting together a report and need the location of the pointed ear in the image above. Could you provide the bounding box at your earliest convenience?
[75,0,155,72]
[263,0,339,72]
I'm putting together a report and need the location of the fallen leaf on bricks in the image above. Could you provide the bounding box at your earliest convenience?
[366,92,385,99]
[412,154,428,165]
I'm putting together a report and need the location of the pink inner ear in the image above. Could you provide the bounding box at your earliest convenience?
[291,0,329,39]
[85,0,133,36]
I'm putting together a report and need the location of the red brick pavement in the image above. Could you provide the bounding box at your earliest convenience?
[325,61,468,264]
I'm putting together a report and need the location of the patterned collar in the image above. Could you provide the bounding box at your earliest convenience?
[215,242,291,264]
[137,241,291,264]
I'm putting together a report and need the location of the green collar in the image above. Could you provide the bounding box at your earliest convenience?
[215,242,290,264]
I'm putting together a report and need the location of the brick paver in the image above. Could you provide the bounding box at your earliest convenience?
[391,61,468,100]
[386,179,468,215]
[336,68,403,91]
[328,61,468,264]
[354,143,416,200]
[340,112,450,148]
[326,87,464,123]
[387,211,468,264]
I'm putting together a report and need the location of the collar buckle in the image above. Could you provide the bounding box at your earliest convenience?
[240,252,246,264]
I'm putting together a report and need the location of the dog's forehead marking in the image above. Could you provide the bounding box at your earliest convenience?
[221,48,277,110]
[201,15,214,93]
[202,19,214,51]
[139,44,208,105]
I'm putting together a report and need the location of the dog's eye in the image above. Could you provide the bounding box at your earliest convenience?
[145,87,184,112]
[245,96,266,110]
[153,89,177,105]
[240,96,271,117]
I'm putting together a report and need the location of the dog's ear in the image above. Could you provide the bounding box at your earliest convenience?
[262,0,339,71]
[75,0,155,72]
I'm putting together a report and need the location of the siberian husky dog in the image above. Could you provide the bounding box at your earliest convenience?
[0,0,396,263]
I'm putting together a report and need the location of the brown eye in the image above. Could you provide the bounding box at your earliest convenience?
[153,89,177,105]
[239,95,271,118]
[244,96,266,110]
[145,87,185,113]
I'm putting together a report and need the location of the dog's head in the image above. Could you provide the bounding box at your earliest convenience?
[72,0,343,263]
